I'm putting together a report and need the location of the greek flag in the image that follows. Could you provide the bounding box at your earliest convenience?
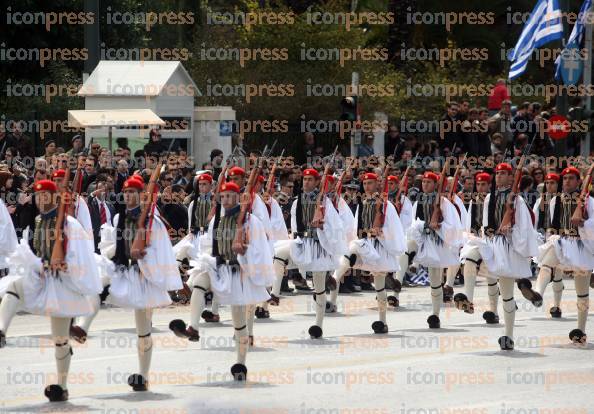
[554,0,593,80]
[508,0,564,79]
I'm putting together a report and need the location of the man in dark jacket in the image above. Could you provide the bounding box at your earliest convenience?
[87,174,115,252]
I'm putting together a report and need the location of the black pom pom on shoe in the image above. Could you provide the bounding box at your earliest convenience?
[308,325,323,339]
[371,321,388,334]
[427,315,440,329]
[44,384,68,402]
[498,336,514,351]
[482,311,499,324]
[127,374,148,391]
[569,329,587,344]
[231,363,248,381]
[549,307,562,318]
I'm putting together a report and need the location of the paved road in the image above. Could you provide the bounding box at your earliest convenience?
[1,278,593,413]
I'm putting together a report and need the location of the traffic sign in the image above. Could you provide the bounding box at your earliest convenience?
[559,39,584,86]
[548,115,571,140]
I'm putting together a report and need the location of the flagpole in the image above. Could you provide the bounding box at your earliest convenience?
[582,3,593,157]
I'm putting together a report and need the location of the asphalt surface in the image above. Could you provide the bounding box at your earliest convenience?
[1,277,593,414]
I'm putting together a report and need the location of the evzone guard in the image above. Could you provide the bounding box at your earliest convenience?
[169,177,275,380]
[455,171,493,315]
[72,170,182,391]
[408,164,465,329]
[533,166,594,343]
[329,171,405,333]
[272,165,346,339]
[532,172,565,318]
[461,161,541,350]
[174,172,222,323]
[0,179,102,401]
[0,165,99,344]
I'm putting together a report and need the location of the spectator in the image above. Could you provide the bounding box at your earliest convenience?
[439,101,462,152]
[384,125,405,158]
[488,79,511,115]
[488,100,513,151]
[88,174,115,252]
[512,102,536,141]
[477,107,492,157]
[43,140,57,160]
[295,132,317,166]
[0,132,16,160]
[143,128,166,156]
[357,134,375,157]
[462,108,480,155]
[67,135,84,156]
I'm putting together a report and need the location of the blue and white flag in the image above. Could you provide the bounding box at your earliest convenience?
[554,0,593,80]
[508,0,564,79]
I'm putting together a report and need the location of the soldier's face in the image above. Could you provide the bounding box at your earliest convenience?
[562,175,579,193]
[495,171,510,188]
[198,180,212,194]
[388,181,397,192]
[545,180,558,194]
[421,178,435,193]
[302,176,317,193]
[35,191,57,212]
[476,181,489,193]
[123,189,140,208]
[229,175,245,188]
[363,179,377,194]
[220,191,238,209]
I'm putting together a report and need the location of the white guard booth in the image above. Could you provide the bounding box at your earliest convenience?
[67,109,165,150]
[78,60,197,153]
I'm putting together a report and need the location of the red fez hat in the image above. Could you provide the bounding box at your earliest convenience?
[257,175,265,183]
[303,169,320,178]
[34,180,57,193]
[387,175,399,183]
[423,171,439,182]
[326,175,336,184]
[475,172,491,183]
[363,172,378,181]
[545,172,560,182]
[220,181,240,193]
[123,177,144,191]
[52,169,66,180]
[228,166,245,177]
[496,163,513,172]
[561,167,580,177]
[197,173,213,183]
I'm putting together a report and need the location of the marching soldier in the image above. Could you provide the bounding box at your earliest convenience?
[75,174,182,391]
[462,162,541,350]
[169,181,275,380]
[455,172,494,315]
[330,172,405,333]
[532,172,565,318]
[408,171,464,329]
[0,179,102,401]
[534,166,594,343]
[272,168,345,339]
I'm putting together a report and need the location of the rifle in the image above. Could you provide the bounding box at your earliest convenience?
[429,148,456,230]
[130,161,164,260]
[50,167,72,271]
[311,146,339,228]
[232,146,271,255]
[372,151,396,231]
[497,136,536,234]
[395,152,419,214]
[206,146,241,222]
[333,157,354,208]
[264,149,285,212]
[571,164,594,227]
